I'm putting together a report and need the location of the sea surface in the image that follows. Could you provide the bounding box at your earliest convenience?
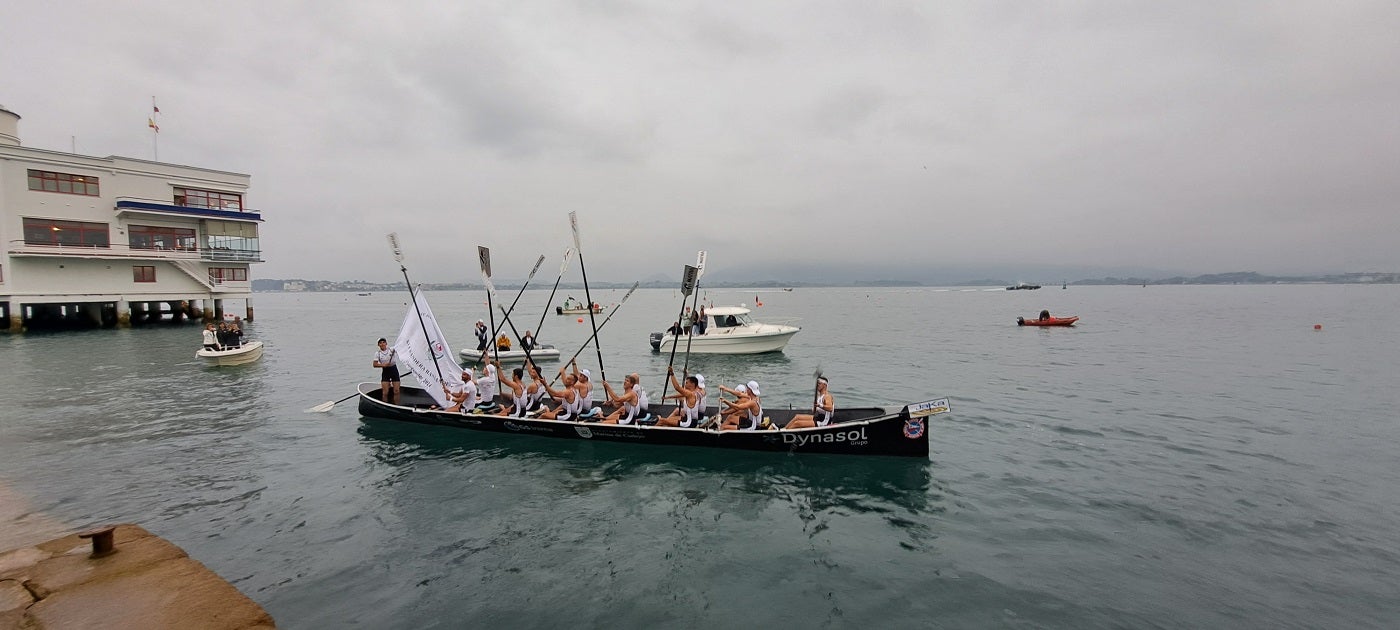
[2,285,1398,629]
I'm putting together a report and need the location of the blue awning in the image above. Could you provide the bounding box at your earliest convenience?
[115,200,262,222]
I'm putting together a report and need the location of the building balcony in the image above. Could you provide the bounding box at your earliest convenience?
[115,198,262,222]
[7,241,261,263]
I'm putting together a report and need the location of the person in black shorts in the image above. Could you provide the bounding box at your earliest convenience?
[373,337,401,404]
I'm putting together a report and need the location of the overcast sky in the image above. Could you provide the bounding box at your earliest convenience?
[4,2,1399,283]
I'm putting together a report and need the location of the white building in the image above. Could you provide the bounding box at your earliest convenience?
[1,106,263,332]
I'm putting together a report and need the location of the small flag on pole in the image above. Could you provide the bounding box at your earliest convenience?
[148,118,159,132]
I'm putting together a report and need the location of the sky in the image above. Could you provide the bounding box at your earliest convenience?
[4,1,1399,284]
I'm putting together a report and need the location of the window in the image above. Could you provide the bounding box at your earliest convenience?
[22,218,110,247]
[208,267,248,283]
[28,170,100,196]
[133,266,156,282]
[175,187,242,211]
[129,225,197,251]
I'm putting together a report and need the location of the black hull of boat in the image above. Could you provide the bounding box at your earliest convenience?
[355,384,935,458]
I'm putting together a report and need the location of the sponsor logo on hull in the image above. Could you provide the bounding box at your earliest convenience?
[781,426,869,448]
[907,398,950,418]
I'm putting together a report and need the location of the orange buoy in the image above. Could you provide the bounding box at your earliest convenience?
[1314,324,1322,330]
[577,317,584,323]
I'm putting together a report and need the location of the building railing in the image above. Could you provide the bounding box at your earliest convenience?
[7,240,261,262]
[201,248,262,262]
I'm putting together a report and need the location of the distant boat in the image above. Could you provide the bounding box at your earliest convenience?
[1061,281,1067,289]
[1006,283,1041,291]
[649,306,800,354]
[1017,315,1078,327]
[357,292,372,296]
[555,297,602,315]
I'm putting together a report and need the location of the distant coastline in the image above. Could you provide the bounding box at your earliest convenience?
[252,271,1399,292]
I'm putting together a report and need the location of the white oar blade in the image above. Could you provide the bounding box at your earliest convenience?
[306,401,336,413]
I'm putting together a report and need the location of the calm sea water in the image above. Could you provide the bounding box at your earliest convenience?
[2,285,1398,628]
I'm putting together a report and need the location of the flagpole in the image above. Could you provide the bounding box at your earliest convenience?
[150,96,159,161]
[389,233,446,384]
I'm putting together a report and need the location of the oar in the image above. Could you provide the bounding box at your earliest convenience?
[481,253,546,359]
[681,251,707,378]
[659,263,699,405]
[479,247,538,368]
[532,248,574,345]
[570,212,607,382]
[548,281,639,387]
[306,391,357,413]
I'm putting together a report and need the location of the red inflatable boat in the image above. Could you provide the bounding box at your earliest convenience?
[1017,315,1079,327]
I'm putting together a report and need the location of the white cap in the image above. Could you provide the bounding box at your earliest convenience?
[580,369,591,380]
[735,384,748,394]
[477,319,485,324]
[694,374,705,386]
[747,380,760,396]
[461,366,473,377]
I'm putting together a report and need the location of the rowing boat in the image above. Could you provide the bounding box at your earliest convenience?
[355,383,947,458]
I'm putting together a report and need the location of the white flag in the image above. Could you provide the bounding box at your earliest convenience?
[392,289,463,408]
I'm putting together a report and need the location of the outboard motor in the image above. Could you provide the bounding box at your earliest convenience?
[649,331,663,350]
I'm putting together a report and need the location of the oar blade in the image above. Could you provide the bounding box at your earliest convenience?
[306,400,336,413]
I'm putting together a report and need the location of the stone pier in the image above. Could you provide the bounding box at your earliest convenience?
[0,525,274,629]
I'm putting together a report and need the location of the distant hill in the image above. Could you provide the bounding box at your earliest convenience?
[253,271,1399,292]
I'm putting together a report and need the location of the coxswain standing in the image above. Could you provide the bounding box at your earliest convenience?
[372,338,400,404]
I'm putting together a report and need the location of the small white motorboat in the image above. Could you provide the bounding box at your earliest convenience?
[650,306,800,354]
[555,297,602,315]
[459,344,562,364]
[196,340,264,366]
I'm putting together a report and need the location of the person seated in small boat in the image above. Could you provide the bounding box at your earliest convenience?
[520,330,537,352]
[496,334,511,351]
[784,376,835,430]
[498,364,531,418]
[719,382,763,431]
[441,367,479,413]
[202,324,219,351]
[666,320,684,337]
[537,370,579,420]
[1039,309,1051,321]
[599,373,652,425]
[571,362,602,420]
[473,360,503,413]
[524,362,548,414]
[657,366,704,428]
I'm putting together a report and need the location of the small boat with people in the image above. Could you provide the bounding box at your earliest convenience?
[649,306,800,354]
[356,382,946,458]
[556,296,601,315]
[1006,283,1042,290]
[196,340,264,366]
[1017,310,1078,326]
[459,345,561,364]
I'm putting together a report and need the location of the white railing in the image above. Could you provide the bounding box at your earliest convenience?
[7,240,202,260]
